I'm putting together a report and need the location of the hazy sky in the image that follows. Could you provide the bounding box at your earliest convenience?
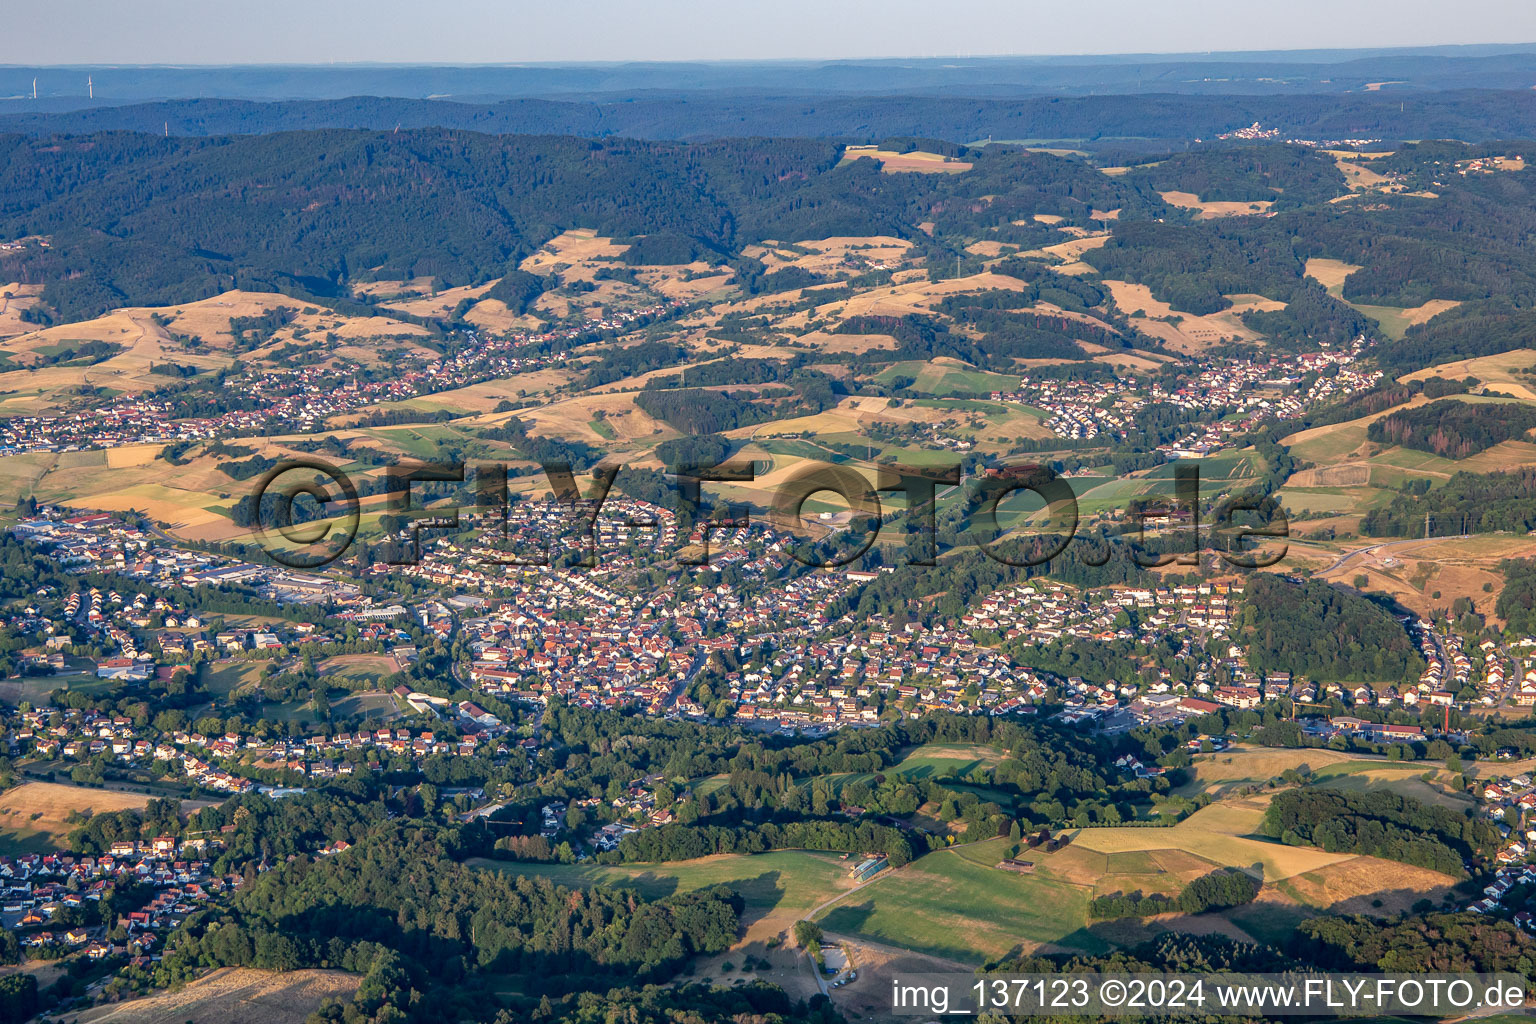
[6,0,1536,64]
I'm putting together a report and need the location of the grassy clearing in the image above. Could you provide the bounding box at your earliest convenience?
[813,742,1009,795]
[0,782,156,849]
[875,360,1024,397]
[1310,764,1472,810]
[815,838,1100,961]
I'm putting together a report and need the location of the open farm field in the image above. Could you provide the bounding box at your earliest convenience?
[71,968,361,1024]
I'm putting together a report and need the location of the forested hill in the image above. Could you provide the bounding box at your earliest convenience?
[12,126,1536,366]
[9,89,1536,142]
[1239,576,1425,684]
[0,130,1158,322]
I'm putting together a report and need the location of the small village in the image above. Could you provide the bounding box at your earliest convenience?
[990,339,1379,455]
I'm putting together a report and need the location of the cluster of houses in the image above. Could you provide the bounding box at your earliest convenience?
[733,617,1048,728]
[1480,773,1536,865]
[966,580,1243,705]
[1156,347,1379,459]
[13,511,366,609]
[1,843,237,964]
[1467,863,1536,923]
[990,340,1377,454]
[0,299,679,456]
[3,698,523,797]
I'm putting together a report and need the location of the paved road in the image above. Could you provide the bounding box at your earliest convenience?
[1317,535,1473,577]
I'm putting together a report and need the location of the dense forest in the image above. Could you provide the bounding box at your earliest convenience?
[1363,469,1536,537]
[633,374,842,436]
[1238,576,1424,683]
[168,826,738,987]
[1496,558,1536,636]
[0,131,1154,322]
[1261,788,1497,876]
[3,128,1536,373]
[1089,867,1262,920]
[10,88,1536,142]
[1128,145,1348,208]
[1297,912,1536,974]
[1366,399,1536,458]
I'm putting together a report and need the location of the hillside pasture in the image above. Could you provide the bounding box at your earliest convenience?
[1158,191,1275,219]
[1304,258,1363,296]
[840,148,973,174]
[0,783,156,850]
[814,839,1099,961]
[1401,349,1536,401]
[1099,279,1259,353]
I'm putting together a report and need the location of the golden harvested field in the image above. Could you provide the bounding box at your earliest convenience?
[0,283,44,339]
[1016,234,1109,274]
[716,451,882,513]
[1092,350,1174,373]
[72,968,361,1024]
[1314,766,1471,811]
[0,438,397,540]
[518,229,631,277]
[0,311,215,412]
[1100,280,1259,353]
[1176,746,1370,796]
[379,370,574,415]
[515,391,670,444]
[1402,348,1536,400]
[1334,155,1394,190]
[744,236,912,277]
[840,147,973,173]
[1070,795,1355,881]
[0,288,448,413]
[794,271,1026,324]
[791,329,899,353]
[0,783,156,844]
[1038,844,1220,897]
[1471,755,1536,779]
[378,281,495,319]
[106,444,166,469]
[634,263,735,302]
[168,291,431,354]
[1158,191,1275,218]
[1285,463,1371,488]
[964,240,1020,257]
[1311,534,1536,621]
[462,297,543,334]
[1261,857,1455,916]
[1071,784,1457,927]
[1304,258,1363,295]
[724,395,935,442]
[0,453,233,532]
[153,290,300,348]
[350,276,436,300]
[1223,293,1287,314]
